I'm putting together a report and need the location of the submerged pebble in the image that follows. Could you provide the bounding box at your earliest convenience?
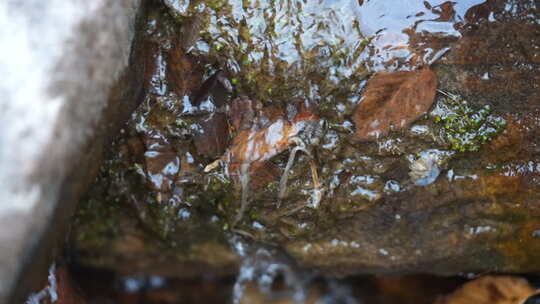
[409,149,453,186]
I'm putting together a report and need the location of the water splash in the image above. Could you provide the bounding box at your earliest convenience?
[358,0,487,70]
[229,234,363,303]
[229,234,313,304]
[25,263,58,304]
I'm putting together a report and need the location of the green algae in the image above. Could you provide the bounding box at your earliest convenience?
[74,198,121,250]
[432,91,506,153]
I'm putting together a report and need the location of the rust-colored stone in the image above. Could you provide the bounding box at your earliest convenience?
[478,173,523,203]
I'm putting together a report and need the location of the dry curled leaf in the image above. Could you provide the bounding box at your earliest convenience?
[353,69,437,140]
[434,276,538,304]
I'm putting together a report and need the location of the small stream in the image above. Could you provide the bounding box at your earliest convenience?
[26,0,540,303]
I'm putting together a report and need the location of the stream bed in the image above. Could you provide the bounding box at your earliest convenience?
[27,0,540,303]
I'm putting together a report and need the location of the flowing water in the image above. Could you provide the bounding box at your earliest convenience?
[25,0,540,303]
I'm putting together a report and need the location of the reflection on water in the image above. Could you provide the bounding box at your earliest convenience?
[190,0,369,103]
[230,235,313,304]
[358,0,487,70]
[178,0,493,104]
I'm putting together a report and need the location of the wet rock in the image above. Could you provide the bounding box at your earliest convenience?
[487,108,540,163]
[0,0,143,302]
[438,10,539,108]
[69,0,540,287]
[284,165,540,276]
[353,69,437,141]
[72,187,239,278]
[70,11,239,275]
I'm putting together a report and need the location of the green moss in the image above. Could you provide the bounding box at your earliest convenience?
[74,198,121,249]
[146,198,181,239]
[187,0,370,104]
[249,210,259,220]
[208,0,225,10]
[433,91,506,152]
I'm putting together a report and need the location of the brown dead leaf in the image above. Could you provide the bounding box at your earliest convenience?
[193,112,230,158]
[166,40,203,97]
[223,97,318,176]
[192,71,232,107]
[224,119,300,168]
[353,69,437,141]
[434,276,538,304]
[126,136,145,163]
[143,134,180,194]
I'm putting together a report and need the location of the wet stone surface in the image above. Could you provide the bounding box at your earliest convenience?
[70,0,540,283]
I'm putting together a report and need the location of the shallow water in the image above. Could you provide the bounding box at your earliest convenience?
[40,0,540,303]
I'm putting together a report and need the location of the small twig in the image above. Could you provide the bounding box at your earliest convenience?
[277,146,302,208]
[233,162,251,226]
[276,137,324,210]
[308,158,323,208]
[231,228,255,239]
